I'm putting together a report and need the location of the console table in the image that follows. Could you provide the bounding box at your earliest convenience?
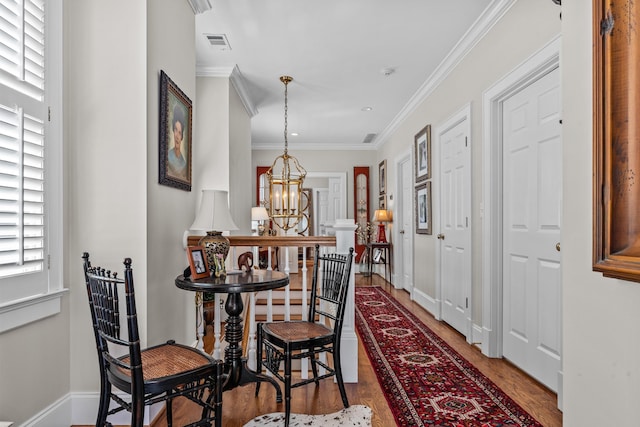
[367,242,392,285]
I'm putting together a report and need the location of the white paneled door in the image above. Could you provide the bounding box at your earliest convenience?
[502,66,562,392]
[400,155,413,292]
[439,115,471,338]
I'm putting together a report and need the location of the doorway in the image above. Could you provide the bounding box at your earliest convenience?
[481,37,562,397]
[436,105,472,341]
[395,151,414,293]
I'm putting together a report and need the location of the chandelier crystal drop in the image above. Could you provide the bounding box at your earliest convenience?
[266,76,307,232]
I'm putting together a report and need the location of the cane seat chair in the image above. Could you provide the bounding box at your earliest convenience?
[82,253,224,427]
[255,245,355,427]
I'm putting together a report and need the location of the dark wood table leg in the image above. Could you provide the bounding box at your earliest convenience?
[222,292,282,400]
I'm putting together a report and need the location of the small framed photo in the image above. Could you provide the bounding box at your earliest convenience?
[415,181,432,235]
[414,125,431,183]
[159,70,193,191]
[379,159,387,195]
[188,246,210,279]
[379,194,386,210]
[373,248,383,263]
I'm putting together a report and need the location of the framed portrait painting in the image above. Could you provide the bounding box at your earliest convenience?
[187,246,210,279]
[414,125,431,183]
[159,70,193,191]
[415,181,432,235]
[379,159,387,195]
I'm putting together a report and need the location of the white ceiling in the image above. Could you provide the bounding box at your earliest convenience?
[195,0,497,150]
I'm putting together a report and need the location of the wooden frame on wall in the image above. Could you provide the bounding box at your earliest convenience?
[414,124,431,183]
[379,160,387,195]
[159,70,193,191]
[593,0,640,283]
[415,182,431,235]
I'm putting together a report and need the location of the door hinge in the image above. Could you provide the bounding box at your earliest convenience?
[466,297,469,309]
[48,107,51,122]
[47,254,50,270]
[466,217,469,227]
[465,136,468,147]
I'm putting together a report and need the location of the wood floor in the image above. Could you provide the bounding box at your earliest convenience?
[78,273,563,426]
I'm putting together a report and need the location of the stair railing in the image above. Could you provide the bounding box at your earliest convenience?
[186,219,358,382]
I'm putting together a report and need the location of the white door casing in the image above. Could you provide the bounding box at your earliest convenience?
[437,104,472,341]
[395,151,414,292]
[314,188,329,235]
[502,66,562,392]
[481,36,562,403]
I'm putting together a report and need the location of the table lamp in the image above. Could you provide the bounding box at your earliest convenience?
[190,190,239,272]
[373,209,391,243]
[251,206,270,236]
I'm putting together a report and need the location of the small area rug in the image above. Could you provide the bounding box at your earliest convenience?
[243,405,372,426]
[355,286,542,426]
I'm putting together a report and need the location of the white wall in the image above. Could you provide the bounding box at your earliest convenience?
[229,81,253,235]
[147,0,198,347]
[66,0,149,393]
[377,0,560,321]
[561,2,640,425]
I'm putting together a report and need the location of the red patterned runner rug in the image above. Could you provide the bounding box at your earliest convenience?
[355,286,542,427]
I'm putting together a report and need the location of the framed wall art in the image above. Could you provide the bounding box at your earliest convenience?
[187,246,210,279]
[379,194,386,210]
[159,70,193,191]
[414,124,431,183]
[415,181,432,235]
[593,0,640,282]
[379,159,387,195]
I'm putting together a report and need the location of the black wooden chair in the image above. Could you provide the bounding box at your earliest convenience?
[82,253,224,427]
[255,245,354,427]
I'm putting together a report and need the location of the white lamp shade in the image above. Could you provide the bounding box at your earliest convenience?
[190,190,239,232]
[251,207,270,221]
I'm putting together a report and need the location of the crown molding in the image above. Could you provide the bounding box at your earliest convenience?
[251,143,376,152]
[196,65,258,117]
[373,0,517,149]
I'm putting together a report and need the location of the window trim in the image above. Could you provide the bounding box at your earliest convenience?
[0,0,65,333]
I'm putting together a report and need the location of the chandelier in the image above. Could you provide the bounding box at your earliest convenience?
[266,76,307,232]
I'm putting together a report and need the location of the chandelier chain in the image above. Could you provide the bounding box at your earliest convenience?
[284,79,288,155]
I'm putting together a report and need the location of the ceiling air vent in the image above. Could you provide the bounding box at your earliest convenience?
[205,34,231,51]
[362,133,377,144]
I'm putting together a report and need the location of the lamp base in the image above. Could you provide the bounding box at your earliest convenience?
[199,231,230,277]
[377,223,387,243]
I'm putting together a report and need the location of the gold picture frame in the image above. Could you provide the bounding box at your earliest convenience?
[159,70,193,191]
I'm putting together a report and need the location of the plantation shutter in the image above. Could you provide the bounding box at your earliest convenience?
[0,0,45,280]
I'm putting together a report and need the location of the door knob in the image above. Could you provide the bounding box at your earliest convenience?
[437,233,445,240]
[399,230,405,234]
[556,242,561,252]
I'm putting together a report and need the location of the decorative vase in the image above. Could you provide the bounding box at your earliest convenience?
[212,254,226,278]
[358,249,371,276]
[199,231,230,277]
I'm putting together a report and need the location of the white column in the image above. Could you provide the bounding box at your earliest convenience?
[332,218,358,383]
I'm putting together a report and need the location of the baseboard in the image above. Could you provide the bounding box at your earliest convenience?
[471,322,483,346]
[412,287,440,319]
[71,392,162,426]
[18,391,162,426]
[18,394,70,427]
